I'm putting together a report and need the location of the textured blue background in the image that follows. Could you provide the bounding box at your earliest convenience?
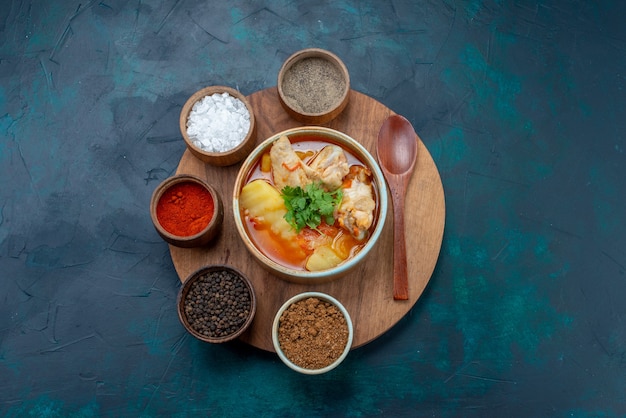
[1,0,624,416]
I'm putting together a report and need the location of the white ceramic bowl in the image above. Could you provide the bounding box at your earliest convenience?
[232,126,388,284]
[272,292,353,374]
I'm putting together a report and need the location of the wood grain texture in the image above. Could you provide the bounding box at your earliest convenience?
[171,87,445,352]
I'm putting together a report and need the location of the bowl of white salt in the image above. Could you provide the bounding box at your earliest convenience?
[180,86,257,166]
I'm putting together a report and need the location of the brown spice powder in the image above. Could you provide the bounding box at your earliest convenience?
[277,297,349,369]
[281,57,346,114]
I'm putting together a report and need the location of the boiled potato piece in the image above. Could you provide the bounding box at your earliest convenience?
[305,245,345,271]
[240,179,296,239]
[240,179,285,213]
[260,153,272,172]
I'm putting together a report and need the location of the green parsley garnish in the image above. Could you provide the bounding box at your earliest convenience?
[281,183,343,232]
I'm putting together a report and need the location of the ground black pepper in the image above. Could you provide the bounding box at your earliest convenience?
[281,57,346,114]
[183,269,251,339]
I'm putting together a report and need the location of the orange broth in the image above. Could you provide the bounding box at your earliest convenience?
[241,134,381,271]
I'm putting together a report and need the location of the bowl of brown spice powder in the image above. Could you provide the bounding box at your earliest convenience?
[272,292,353,374]
[277,48,350,125]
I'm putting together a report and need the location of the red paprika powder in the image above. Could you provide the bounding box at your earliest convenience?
[156,181,215,236]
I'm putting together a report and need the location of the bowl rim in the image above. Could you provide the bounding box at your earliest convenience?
[177,264,257,343]
[271,291,353,374]
[232,126,388,281]
[150,174,221,242]
[277,47,350,117]
[179,85,256,157]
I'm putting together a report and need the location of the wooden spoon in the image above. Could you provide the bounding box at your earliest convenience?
[377,115,419,300]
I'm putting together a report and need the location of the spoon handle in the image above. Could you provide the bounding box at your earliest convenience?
[390,186,409,300]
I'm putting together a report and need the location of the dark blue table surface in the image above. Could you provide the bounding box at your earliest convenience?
[1,1,625,416]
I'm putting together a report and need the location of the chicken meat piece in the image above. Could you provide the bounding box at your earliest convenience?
[336,166,376,240]
[270,135,313,191]
[307,145,349,191]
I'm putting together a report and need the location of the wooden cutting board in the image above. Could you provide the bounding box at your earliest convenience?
[171,87,445,352]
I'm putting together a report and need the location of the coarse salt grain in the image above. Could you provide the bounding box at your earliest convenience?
[186,92,250,153]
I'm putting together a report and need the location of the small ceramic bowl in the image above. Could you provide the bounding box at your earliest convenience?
[150,174,223,248]
[177,265,256,343]
[180,85,257,166]
[277,48,350,124]
[232,126,388,284]
[272,292,353,374]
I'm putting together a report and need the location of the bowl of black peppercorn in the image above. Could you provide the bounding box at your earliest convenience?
[177,265,256,343]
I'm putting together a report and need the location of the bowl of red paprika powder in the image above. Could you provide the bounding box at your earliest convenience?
[150,174,223,248]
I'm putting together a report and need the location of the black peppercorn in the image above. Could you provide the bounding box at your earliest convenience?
[183,269,252,339]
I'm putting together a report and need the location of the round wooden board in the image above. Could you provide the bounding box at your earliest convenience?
[172,87,445,352]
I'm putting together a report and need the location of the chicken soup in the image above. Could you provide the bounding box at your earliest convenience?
[238,133,381,272]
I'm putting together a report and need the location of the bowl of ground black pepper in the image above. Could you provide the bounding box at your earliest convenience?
[177,265,256,343]
[150,174,223,248]
[272,292,353,374]
[180,85,257,166]
[277,48,350,125]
